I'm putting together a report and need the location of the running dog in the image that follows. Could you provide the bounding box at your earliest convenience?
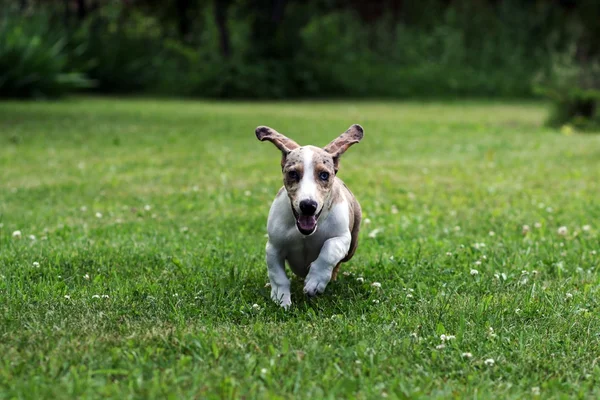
[256,124,364,308]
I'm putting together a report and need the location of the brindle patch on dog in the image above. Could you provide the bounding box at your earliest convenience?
[282,149,305,199]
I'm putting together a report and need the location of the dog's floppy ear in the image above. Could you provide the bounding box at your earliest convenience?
[256,126,300,155]
[323,124,364,172]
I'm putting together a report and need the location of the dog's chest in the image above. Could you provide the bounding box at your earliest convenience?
[284,230,332,277]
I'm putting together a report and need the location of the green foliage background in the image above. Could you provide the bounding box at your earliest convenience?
[1,0,598,99]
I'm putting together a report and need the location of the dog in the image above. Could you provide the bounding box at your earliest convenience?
[256,124,364,308]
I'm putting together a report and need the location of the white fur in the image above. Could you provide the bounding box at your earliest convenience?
[295,148,318,212]
[265,173,352,308]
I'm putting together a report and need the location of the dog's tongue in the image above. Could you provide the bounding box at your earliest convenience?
[297,215,317,233]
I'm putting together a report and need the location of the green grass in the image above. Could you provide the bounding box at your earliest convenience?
[1,97,599,399]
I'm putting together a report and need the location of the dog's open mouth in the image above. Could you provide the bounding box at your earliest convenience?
[292,207,321,235]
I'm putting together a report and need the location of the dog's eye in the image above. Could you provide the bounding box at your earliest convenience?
[319,171,329,181]
[288,171,299,180]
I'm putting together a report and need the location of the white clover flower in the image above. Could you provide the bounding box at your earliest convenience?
[102,294,109,299]
[371,282,382,288]
[260,368,267,375]
[180,226,189,232]
[144,205,152,211]
[582,225,591,232]
[440,334,447,341]
[531,387,540,396]
[391,205,399,214]
[462,352,473,358]
[33,262,40,268]
[28,235,36,241]
[80,206,87,212]
[484,358,495,366]
[356,277,364,283]
[12,230,22,238]
[84,274,90,280]
[64,295,71,300]
[565,293,573,300]
[363,218,371,225]
[534,222,542,228]
[557,226,568,235]
[446,335,456,341]
[410,332,418,339]
[252,304,260,310]
[532,270,539,276]
[474,261,482,266]
[372,299,380,304]
[368,228,382,238]
[435,344,445,350]
[406,293,414,299]
[95,212,103,218]
[244,190,252,197]
[489,231,495,236]
[515,308,521,314]
[454,226,461,231]
[591,250,597,256]
[470,269,479,276]
[522,225,531,234]
[520,277,529,285]
[446,252,452,256]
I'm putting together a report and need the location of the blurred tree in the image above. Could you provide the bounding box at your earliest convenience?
[76,0,86,20]
[176,0,191,41]
[214,0,232,58]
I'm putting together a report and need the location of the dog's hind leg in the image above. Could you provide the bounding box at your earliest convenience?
[331,262,342,281]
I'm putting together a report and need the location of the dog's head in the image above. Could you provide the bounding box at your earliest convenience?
[256,124,364,235]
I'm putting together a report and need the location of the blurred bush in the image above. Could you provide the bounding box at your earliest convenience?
[535,47,600,130]
[0,10,90,98]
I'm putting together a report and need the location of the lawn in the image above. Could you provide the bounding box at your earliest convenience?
[1,97,599,399]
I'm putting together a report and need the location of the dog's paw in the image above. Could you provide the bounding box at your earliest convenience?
[303,274,329,298]
[271,287,292,309]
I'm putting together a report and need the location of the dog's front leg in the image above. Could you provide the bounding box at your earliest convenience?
[266,241,292,309]
[304,234,351,297]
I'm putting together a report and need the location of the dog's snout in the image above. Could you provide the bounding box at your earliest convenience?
[299,199,318,215]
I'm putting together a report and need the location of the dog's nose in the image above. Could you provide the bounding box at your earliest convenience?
[299,199,318,215]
